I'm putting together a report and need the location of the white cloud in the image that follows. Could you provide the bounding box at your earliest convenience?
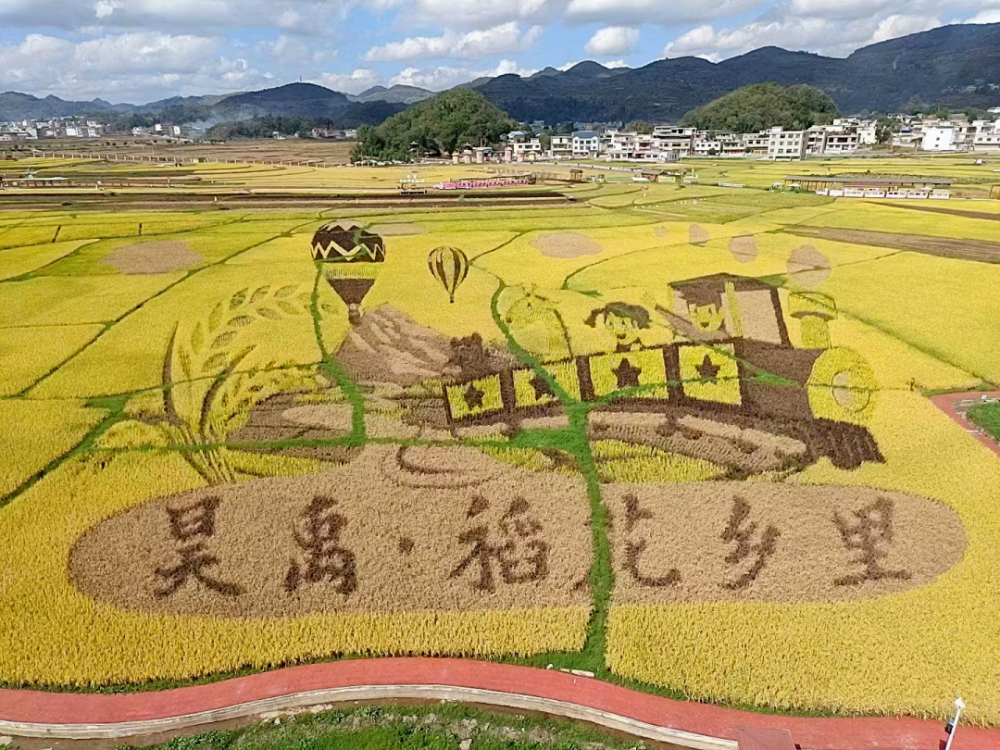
[604,59,629,68]
[966,8,1000,23]
[316,68,382,94]
[585,25,639,56]
[662,12,947,60]
[788,0,898,21]
[73,32,219,73]
[93,0,121,19]
[0,0,356,33]
[566,0,768,24]
[389,58,537,90]
[365,22,541,62]
[368,0,563,29]
[0,31,275,102]
[869,14,941,43]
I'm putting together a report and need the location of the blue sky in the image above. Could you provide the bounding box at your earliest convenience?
[0,0,998,103]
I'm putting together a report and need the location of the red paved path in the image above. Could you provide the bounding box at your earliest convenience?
[931,390,1000,459]
[1,659,996,750]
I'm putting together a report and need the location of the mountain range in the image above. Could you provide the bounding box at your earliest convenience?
[2,22,999,127]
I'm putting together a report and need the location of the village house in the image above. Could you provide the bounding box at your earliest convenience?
[571,131,601,158]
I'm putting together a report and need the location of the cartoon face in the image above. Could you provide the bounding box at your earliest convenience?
[585,303,652,350]
[605,312,642,347]
[688,303,725,332]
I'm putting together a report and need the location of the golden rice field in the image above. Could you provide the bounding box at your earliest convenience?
[1,171,1000,725]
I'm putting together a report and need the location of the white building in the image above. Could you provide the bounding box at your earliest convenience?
[805,127,827,156]
[823,129,860,154]
[652,128,694,158]
[550,135,573,158]
[742,132,770,155]
[922,126,960,151]
[652,126,696,138]
[973,132,1000,151]
[604,131,657,161]
[692,136,722,155]
[858,125,877,146]
[973,121,1000,151]
[572,131,600,158]
[766,127,807,160]
[513,138,542,157]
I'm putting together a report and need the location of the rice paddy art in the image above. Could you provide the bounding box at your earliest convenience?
[1,187,998,725]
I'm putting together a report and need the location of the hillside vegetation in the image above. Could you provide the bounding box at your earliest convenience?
[681,83,838,132]
[352,89,516,162]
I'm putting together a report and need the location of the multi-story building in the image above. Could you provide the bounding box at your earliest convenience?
[805,127,827,156]
[513,138,543,158]
[652,126,696,138]
[922,126,959,151]
[972,120,1000,151]
[692,136,722,155]
[857,124,877,146]
[823,129,860,154]
[604,131,657,161]
[550,135,573,158]
[766,127,807,160]
[572,131,601,158]
[652,126,694,158]
[743,132,770,155]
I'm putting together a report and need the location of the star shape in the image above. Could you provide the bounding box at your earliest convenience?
[613,358,643,389]
[530,374,554,401]
[696,354,721,383]
[463,384,486,411]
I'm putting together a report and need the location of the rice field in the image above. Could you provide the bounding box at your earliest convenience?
[1,165,999,725]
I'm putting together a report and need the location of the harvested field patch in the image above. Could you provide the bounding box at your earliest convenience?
[786,226,1000,263]
[70,446,592,617]
[689,225,710,245]
[530,232,603,259]
[786,245,832,287]
[606,482,965,603]
[728,236,758,263]
[103,240,204,274]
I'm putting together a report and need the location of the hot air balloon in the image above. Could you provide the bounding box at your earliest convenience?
[427,246,469,304]
[312,221,385,324]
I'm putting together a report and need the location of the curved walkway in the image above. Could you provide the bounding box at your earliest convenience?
[1,659,997,750]
[931,390,1000,459]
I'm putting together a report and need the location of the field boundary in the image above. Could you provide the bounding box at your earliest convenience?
[0,658,994,750]
[931,390,1000,458]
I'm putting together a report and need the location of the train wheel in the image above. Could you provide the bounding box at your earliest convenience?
[807,347,877,425]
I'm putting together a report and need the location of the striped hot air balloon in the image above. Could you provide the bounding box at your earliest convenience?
[428,246,469,304]
[311,221,385,325]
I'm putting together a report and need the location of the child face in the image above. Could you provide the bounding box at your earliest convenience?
[606,312,640,346]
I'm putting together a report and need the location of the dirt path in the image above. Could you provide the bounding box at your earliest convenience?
[872,201,1000,223]
[785,226,1000,263]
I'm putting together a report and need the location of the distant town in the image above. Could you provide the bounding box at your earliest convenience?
[3,109,1000,163]
[500,111,1000,163]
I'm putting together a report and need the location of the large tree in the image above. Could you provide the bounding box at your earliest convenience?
[352,88,516,162]
[680,83,838,133]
